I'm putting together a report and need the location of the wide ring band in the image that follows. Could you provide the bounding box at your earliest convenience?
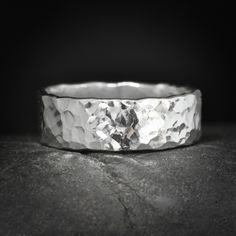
[40,82,201,151]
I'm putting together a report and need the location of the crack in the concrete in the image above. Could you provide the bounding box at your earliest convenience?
[78,153,140,232]
[117,195,136,232]
[79,152,187,230]
[84,153,159,217]
[97,166,138,232]
[108,171,159,217]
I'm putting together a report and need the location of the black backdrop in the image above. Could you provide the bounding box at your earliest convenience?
[1,5,233,134]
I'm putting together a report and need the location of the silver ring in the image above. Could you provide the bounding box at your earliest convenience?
[40,82,202,151]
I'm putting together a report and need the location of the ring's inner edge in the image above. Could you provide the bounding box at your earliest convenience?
[45,82,192,99]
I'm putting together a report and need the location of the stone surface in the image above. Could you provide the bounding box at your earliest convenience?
[41,83,201,151]
[0,124,235,236]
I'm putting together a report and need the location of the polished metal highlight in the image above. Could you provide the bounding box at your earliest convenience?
[40,82,202,151]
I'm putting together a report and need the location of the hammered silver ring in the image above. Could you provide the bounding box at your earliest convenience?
[40,82,202,151]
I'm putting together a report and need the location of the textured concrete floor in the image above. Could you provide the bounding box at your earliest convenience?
[0,124,235,236]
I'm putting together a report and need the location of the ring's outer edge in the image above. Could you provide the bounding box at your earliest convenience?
[40,82,202,151]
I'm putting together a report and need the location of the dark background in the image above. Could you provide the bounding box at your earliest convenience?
[1,5,233,134]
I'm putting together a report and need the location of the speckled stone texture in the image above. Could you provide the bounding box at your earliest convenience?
[0,124,235,236]
[40,83,201,151]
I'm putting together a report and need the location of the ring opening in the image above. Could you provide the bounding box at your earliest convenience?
[45,82,193,99]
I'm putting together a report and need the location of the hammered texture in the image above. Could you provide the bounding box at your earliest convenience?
[40,89,201,151]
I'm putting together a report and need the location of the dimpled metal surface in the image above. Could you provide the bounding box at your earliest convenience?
[40,83,201,151]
